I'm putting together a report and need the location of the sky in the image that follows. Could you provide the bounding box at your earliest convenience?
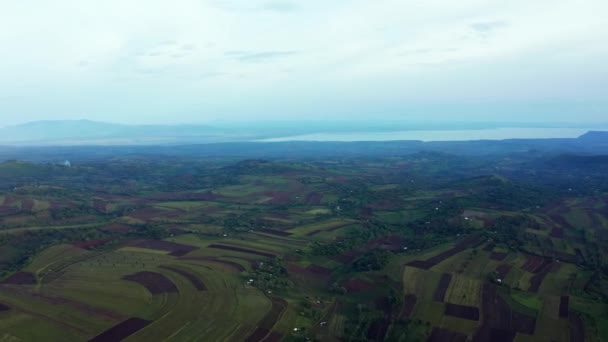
[1,0,607,126]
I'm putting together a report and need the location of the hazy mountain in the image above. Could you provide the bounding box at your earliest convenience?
[0,120,231,145]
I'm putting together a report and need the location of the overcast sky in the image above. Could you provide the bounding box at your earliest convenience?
[1,0,607,126]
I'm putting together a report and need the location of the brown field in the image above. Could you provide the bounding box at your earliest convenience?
[551,227,565,238]
[445,303,480,321]
[305,192,322,205]
[245,298,288,342]
[559,296,569,318]
[122,272,178,294]
[1,272,36,285]
[147,191,220,201]
[129,240,199,256]
[433,273,452,302]
[245,328,270,342]
[89,317,151,342]
[257,228,292,237]
[261,331,284,342]
[129,208,180,220]
[407,236,483,270]
[400,294,417,319]
[306,222,353,237]
[428,327,468,342]
[569,312,585,342]
[207,244,276,258]
[159,265,207,291]
[367,317,391,341]
[521,255,551,273]
[306,264,332,276]
[262,191,292,205]
[72,238,114,249]
[474,284,537,341]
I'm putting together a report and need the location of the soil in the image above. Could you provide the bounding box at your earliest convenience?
[122,272,178,294]
[89,318,151,342]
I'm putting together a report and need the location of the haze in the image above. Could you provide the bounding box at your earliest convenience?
[1,0,607,126]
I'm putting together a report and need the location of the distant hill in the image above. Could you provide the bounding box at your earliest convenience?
[0,120,220,145]
[578,131,608,142]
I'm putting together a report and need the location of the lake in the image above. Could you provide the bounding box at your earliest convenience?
[258,128,606,142]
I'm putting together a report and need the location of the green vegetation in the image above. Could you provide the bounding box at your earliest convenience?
[0,150,607,341]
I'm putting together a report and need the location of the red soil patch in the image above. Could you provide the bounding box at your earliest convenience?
[521,255,551,273]
[129,240,199,256]
[400,294,417,319]
[179,256,246,272]
[49,199,78,210]
[122,272,178,294]
[306,264,332,276]
[306,222,353,237]
[490,252,508,261]
[365,235,407,252]
[407,236,483,270]
[367,317,391,341]
[129,207,180,220]
[569,312,585,342]
[257,228,292,237]
[3,196,20,205]
[305,192,322,205]
[92,199,108,212]
[102,223,134,232]
[473,284,536,341]
[0,206,18,215]
[342,278,375,293]
[245,298,288,342]
[147,191,220,201]
[528,263,554,293]
[428,327,468,342]
[21,199,34,211]
[433,273,452,302]
[207,244,275,258]
[89,317,151,342]
[559,296,569,318]
[495,264,512,279]
[1,272,36,285]
[261,331,284,342]
[245,328,270,342]
[0,303,10,311]
[550,227,565,238]
[159,266,207,291]
[445,303,480,321]
[72,238,114,249]
[263,191,292,205]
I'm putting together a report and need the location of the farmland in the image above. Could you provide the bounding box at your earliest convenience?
[0,148,607,341]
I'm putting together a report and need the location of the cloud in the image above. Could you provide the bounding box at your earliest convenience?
[470,20,509,33]
[260,1,298,13]
[229,51,298,62]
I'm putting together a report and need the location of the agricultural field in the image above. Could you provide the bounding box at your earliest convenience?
[0,150,607,341]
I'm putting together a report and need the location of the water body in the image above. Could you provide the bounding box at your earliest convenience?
[259,128,605,142]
